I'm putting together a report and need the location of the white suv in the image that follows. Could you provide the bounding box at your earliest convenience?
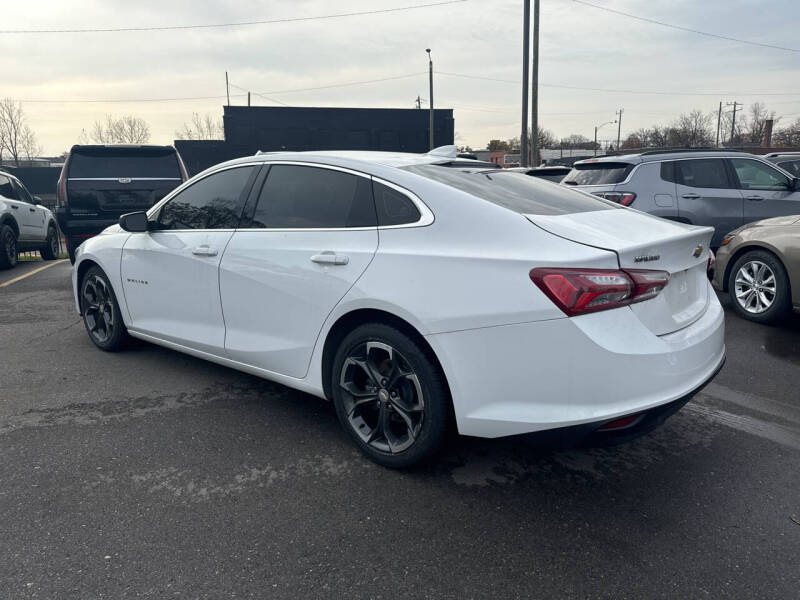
[0,170,60,269]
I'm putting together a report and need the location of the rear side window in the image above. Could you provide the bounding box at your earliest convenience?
[562,162,634,185]
[405,165,615,215]
[12,180,34,204]
[777,160,800,177]
[158,166,256,230]
[674,159,730,189]
[68,148,181,179]
[249,165,376,229]
[660,161,678,183]
[0,175,18,199]
[372,181,420,226]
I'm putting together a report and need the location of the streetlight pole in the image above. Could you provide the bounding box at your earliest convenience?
[426,49,434,151]
[531,0,540,166]
[615,108,624,152]
[594,120,616,157]
[520,0,530,167]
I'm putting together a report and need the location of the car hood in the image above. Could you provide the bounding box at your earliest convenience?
[739,215,800,230]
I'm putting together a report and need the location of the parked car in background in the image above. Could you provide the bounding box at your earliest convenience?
[763,152,800,178]
[562,149,800,248]
[713,215,800,323]
[72,149,723,467]
[507,166,572,182]
[56,145,187,262]
[0,170,60,269]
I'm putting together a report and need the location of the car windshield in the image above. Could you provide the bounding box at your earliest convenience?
[403,165,617,215]
[562,162,634,185]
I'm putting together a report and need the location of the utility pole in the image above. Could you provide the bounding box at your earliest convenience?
[520,0,530,167]
[426,49,434,151]
[225,71,230,106]
[727,101,739,145]
[415,95,422,109]
[531,0,540,166]
[615,108,624,152]
[716,101,722,147]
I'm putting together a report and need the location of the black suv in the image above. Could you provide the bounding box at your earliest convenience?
[56,145,187,262]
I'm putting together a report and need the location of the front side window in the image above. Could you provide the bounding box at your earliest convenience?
[562,162,634,186]
[158,166,256,230]
[778,160,800,178]
[249,165,376,229]
[675,159,730,189]
[12,180,34,204]
[730,158,790,191]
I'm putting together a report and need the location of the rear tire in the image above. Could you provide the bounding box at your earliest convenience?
[0,224,18,270]
[331,323,450,468]
[80,266,129,351]
[40,226,59,260]
[727,249,791,324]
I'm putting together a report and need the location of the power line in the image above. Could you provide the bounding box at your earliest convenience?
[0,0,468,34]
[255,73,425,95]
[228,82,289,106]
[571,0,800,53]
[19,94,244,103]
[436,71,800,97]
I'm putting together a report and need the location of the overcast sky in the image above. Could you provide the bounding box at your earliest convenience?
[1,0,798,154]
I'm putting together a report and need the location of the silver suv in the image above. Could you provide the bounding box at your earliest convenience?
[563,149,800,248]
[0,170,60,269]
[763,152,800,178]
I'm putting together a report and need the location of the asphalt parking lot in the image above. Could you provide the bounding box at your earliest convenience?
[1,260,799,599]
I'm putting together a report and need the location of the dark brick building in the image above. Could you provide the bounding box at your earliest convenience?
[176,105,454,176]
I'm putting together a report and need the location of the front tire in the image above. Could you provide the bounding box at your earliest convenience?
[80,266,129,351]
[40,226,59,260]
[728,249,791,324]
[0,224,18,269]
[331,323,450,468]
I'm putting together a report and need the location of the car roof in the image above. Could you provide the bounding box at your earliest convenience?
[215,147,498,172]
[574,148,760,166]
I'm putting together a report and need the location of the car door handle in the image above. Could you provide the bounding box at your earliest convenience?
[745,195,764,201]
[311,251,349,266]
[681,193,701,199]
[29,207,36,212]
[192,246,218,256]
[10,205,18,210]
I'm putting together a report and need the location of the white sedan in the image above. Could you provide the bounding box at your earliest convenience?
[72,148,725,467]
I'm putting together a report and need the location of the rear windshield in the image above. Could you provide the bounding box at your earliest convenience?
[404,165,616,215]
[68,148,181,179]
[562,162,634,186]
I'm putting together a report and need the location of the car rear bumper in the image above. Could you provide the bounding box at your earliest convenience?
[426,283,725,438]
[56,208,118,238]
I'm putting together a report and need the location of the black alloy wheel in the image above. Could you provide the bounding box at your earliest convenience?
[81,266,128,351]
[0,224,17,269]
[41,226,59,260]
[331,323,449,468]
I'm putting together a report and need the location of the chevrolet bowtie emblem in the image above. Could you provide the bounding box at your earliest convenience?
[693,244,704,258]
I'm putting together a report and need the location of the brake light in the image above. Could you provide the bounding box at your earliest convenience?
[593,191,636,206]
[57,173,67,207]
[529,268,670,316]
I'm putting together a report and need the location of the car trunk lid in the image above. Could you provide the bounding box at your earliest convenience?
[526,209,713,335]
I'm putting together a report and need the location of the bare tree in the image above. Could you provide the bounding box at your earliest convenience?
[743,102,778,146]
[19,124,42,161]
[528,126,556,149]
[175,112,223,140]
[671,110,714,147]
[92,115,150,144]
[0,98,28,166]
[773,118,800,147]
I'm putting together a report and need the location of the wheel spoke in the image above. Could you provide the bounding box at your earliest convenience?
[347,394,379,417]
[390,402,416,440]
[367,402,386,444]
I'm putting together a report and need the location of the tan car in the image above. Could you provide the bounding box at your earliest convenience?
[712,215,800,323]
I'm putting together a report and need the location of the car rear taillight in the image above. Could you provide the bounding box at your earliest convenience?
[529,268,669,317]
[177,154,189,182]
[57,174,67,207]
[707,249,716,280]
[593,191,636,206]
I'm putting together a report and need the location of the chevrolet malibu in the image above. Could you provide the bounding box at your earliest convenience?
[72,149,725,467]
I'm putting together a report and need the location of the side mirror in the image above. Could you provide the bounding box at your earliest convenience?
[793,178,800,192]
[33,196,42,205]
[119,211,150,232]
